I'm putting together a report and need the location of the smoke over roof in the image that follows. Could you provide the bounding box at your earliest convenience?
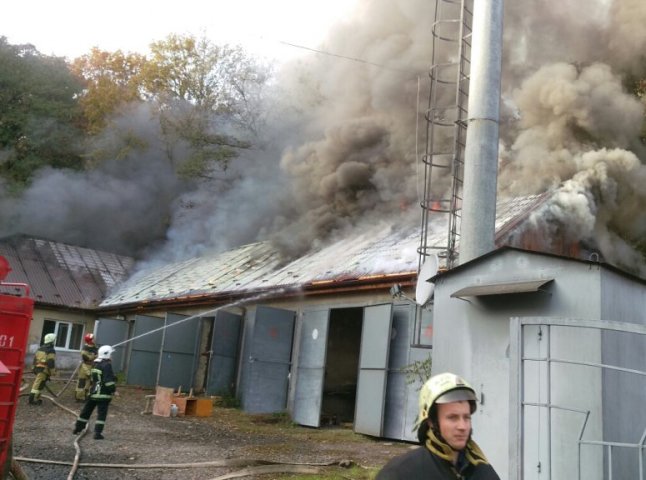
[0,0,644,276]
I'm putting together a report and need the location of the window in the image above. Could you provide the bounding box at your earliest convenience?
[412,305,433,347]
[42,320,84,350]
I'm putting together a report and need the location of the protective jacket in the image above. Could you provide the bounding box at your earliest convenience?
[89,359,117,401]
[81,343,98,364]
[376,446,500,480]
[32,343,56,376]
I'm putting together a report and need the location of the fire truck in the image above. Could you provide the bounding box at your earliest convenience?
[0,256,34,478]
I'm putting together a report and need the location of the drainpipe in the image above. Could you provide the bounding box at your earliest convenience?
[459,0,504,263]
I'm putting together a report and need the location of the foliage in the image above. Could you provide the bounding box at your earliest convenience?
[138,34,267,178]
[400,355,432,389]
[70,34,269,179]
[0,37,85,190]
[281,465,379,479]
[635,77,646,143]
[217,388,240,408]
[70,48,147,134]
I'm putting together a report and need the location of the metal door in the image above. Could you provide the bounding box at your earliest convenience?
[126,315,163,387]
[354,303,393,437]
[94,317,129,373]
[293,308,330,427]
[242,306,295,414]
[206,310,242,395]
[510,316,646,480]
[158,313,201,389]
[383,303,420,441]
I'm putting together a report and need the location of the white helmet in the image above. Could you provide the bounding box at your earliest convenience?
[97,345,114,360]
[44,333,56,344]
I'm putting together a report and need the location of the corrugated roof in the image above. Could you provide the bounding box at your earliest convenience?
[0,236,135,309]
[101,193,552,308]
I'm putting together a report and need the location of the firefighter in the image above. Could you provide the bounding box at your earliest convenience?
[376,372,500,479]
[29,333,57,405]
[75,333,98,402]
[73,345,117,439]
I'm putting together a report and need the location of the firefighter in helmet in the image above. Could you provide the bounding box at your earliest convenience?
[376,372,500,479]
[75,333,98,402]
[73,345,117,439]
[29,333,57,405]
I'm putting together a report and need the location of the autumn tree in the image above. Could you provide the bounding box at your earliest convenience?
[137,34,269,179]
[70,48,147,135]
[0,37,85,190]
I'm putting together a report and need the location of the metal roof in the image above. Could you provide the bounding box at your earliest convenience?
[100,193,552,309]
[100,224,423,307]
[451,279,554,298]
[0,236,135,309]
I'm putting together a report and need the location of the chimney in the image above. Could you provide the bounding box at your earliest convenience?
[459,0,504,263]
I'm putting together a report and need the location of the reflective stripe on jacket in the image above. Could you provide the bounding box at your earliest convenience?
[33,344,56,375]
[90,359,117,401]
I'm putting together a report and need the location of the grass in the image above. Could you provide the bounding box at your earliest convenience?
[277,464,379,479]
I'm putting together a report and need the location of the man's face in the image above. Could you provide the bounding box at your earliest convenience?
[435,401,472,450]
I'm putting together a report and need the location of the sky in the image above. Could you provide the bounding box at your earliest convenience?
[1,0,359,61]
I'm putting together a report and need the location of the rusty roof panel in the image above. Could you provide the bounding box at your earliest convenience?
[0,236,135,309]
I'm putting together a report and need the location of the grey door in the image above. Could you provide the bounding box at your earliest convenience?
[126,314,164,387]
[243,306,295,414]
[206,310,242,395]
[293,308,330,427]
[354,303,393,437]
[383,303,420,441]
[94,317,129,374]
[158,313,201,390]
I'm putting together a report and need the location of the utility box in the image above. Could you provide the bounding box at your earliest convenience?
[0,256,34,475]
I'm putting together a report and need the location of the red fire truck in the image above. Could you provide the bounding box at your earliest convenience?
[0,256,34,477]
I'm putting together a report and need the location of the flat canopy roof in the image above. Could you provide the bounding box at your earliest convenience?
[451,279,554,298]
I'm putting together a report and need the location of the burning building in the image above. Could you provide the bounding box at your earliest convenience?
[0,0,644,477]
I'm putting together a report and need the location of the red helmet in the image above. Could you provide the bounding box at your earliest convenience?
[84,333,95,344]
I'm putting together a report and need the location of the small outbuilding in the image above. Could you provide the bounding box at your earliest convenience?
[430,246,646,480]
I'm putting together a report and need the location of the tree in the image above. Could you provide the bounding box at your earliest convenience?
[137,34,269,178]
[70,48,147,135]
[0,37,85,190]
[636,77,646,143]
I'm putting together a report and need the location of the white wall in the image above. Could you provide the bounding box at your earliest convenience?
[432,249,609,480]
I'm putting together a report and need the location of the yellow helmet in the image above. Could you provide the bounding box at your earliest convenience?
[415,372,477,430]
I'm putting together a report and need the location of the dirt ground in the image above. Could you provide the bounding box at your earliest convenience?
[11,376,415,480]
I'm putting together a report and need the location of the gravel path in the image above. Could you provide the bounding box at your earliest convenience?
[11,378,413,479]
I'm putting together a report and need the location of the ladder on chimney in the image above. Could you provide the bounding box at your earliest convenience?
[418,0,473,271]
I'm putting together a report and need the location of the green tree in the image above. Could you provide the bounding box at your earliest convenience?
[0,37,85,190]
[138,34,269,178]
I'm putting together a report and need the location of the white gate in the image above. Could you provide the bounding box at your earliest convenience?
[510,317,646,480]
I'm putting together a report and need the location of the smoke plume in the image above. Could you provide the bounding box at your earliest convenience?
[0,0,645,276]
[499,0,646,274]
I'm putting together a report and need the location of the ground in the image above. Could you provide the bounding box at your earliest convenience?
[11,377,415,480]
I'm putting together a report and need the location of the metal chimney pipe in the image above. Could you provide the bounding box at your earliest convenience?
[459,0,504,263]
